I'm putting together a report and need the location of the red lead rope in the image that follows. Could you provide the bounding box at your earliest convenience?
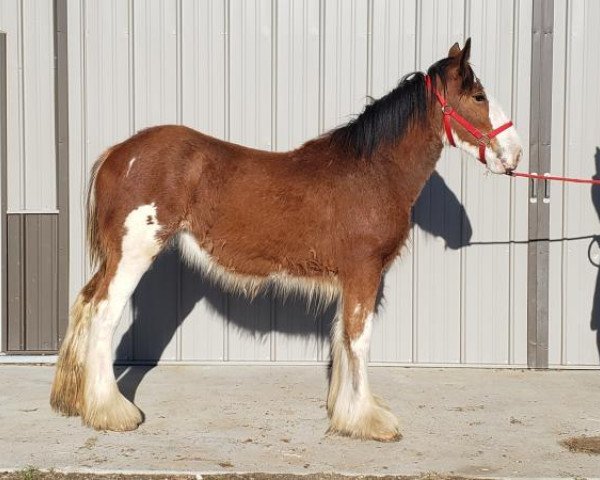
[424,74,600,186]
[508,171,600,185]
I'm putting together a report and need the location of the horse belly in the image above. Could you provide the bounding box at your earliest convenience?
[178,230,340,305]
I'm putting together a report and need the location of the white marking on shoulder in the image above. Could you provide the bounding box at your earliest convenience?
[126,157,137,177]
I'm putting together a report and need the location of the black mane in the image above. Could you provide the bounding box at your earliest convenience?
[329,57,469,158]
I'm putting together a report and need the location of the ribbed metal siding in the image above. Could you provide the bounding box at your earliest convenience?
[0,31,7,353]
[64,0,534,365]
[6,214,59,352]
[0,0,57,213]
[548,0,600,366]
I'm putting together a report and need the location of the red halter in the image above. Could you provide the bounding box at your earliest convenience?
[424,75,514,164]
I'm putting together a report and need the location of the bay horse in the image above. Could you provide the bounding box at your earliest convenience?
[51,39,522,441]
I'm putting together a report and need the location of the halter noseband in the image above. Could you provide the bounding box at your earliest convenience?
[424,74,513,164]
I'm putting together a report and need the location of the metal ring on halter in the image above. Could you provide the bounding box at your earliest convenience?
[441,105,453,114]
[477,134,491,146]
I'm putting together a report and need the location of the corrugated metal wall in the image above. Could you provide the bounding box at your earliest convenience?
[6,214,59,351]
[0,32,7,356]
[548,0,600,367]
[2,0,598,366]
[64,0,533,366]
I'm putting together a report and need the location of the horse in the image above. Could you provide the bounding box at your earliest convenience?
[50,39,522,442]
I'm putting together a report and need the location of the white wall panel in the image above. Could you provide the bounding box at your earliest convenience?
[413,0,465,364]
[322,0,368,132]
[0,0,22,212]
[508,0,532,367]
[181,0,226,137]
[134,0,178,129]
[549,0,600,366]
[21,0,56,211]
[275,0,320,148]
[66,0,87,311]
[0,0,56,212]
[463,0,530,365]
[229,0,272,149]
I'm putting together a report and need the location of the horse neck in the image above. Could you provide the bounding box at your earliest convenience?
[383,109,444,203]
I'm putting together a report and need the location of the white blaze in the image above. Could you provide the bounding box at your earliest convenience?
[487,95,522,167]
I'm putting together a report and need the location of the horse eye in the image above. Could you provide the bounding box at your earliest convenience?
[473,93,487,102]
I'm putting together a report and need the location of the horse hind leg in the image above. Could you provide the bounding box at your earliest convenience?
[52,203,163,430]
[327,271,401,442]
[80,203,164,431]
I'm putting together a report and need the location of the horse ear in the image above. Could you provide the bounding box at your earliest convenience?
[459,38,472,69]
[458,37,473,87]
[448,42,461,57]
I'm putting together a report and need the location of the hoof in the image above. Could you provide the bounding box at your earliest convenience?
[329,401,402,442]
[82,392,143,432]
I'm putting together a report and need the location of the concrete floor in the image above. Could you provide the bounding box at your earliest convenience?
[1,365,599,478]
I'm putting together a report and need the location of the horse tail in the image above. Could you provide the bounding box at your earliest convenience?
[87,147,113,269]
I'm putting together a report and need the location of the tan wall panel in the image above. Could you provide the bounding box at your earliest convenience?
[6,214,58,352]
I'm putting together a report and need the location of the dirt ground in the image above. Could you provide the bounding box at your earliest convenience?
[2,365,600,478]
[0,472,477,480]
[561,435,600,455]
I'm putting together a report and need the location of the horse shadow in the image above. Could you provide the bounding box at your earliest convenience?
[115,170,473,402]
[590,147,600,361]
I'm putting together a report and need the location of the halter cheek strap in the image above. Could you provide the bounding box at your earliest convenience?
[424,75,513,164]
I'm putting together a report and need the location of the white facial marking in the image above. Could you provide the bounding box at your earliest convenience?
[126,157,137,177]
[487,95,522,170]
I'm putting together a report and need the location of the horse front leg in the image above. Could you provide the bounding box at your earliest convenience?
[327,270,401,441]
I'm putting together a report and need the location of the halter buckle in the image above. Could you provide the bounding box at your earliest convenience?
[441,105,453,115]
[477,134,491,147]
